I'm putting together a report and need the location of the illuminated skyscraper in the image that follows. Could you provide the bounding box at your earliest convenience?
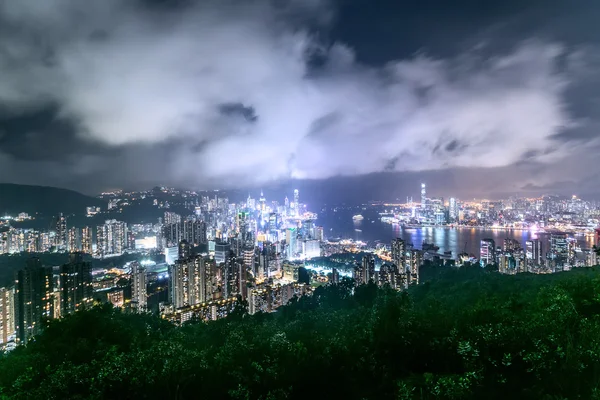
[550,233,568,270]
[81,227,93,254]
[59,253,93,316]
[214,242,231,264]
[163,211,181,225]
[67,227,81,252]
[15,258,54,343]
[169,261,188,309]
[449,198,459,221]
[480,239,496,267]
[378,263,398,288]
[420,183,427,210]
[178,240,191,261]
[130,262,147,311]
[55,213,67,250]
[170,256,215,309]
[286,228,297,260]
[407,249,423,285]
[0,287,15,346]
[391,238,406,271]
[96,220,127,257]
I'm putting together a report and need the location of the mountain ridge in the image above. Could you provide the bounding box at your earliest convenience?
[0,183,106,216]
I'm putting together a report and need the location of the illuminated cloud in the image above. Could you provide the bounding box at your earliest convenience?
[0,0,589,193]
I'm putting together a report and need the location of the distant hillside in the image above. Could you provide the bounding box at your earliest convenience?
[0,184,105,217]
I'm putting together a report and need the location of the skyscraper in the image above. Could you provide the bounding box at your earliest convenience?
[96,220,127,257]
[449,197,459,221]
[59,253,93,316]
[169,261,188,309]
[550,233,569,269]
[130,262,147,311]
[391,238,406,272]
[407,249,423,286]
[15,258,54,343]
[67,227,81,252]
[526,239,543,268]
[420,183,427,210]
[81,227,93,254]
[480,239,496,267]
[0,287,15,346]
[55,213,67,250]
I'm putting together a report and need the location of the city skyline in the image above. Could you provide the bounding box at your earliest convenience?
[0,0,599,198]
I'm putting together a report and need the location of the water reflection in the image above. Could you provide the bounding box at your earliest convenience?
[322,209,596,257]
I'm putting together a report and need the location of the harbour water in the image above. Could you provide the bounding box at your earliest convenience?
[319,207,596,257]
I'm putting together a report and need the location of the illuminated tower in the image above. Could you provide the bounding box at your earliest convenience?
[259,190,267,213]
[0,287,15,346]
[131,262,147,311]
[81,227,93,254]
[55,213,67,250]
[420,183,427,210]
[59,253,93,316]
[15,258,54,343]
[480,239,496,267]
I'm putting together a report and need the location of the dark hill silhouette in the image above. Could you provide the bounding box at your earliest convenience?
[0,183,105,217]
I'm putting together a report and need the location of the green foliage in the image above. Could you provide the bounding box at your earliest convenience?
[4,267,600,399]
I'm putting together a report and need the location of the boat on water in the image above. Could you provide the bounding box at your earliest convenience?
[352,214,364,221]
[422,241,440,251]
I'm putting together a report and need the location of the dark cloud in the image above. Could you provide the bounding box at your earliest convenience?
[0,0,598,199]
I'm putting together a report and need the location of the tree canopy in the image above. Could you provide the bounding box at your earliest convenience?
[3,266,600,399]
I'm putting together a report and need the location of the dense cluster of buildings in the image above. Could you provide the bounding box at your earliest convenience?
[476,234,598,274]
[0,189,321,349]
[383,183,600,232]
[2,184,600,350]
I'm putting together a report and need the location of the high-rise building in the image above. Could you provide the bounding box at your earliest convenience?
[378,264,398,288]
[420,183,427,210]
[15,258,54,343]
[164,211,181,225]
[67,227,81,252]
[188,257,214,305]
[55,213,67,250]
[170,256,215,309]
[480,239,496,267]
[182,220,207,246]
[407,249,423,286]
[503,239,521,253]
[391,238,406,272]
[286,228,298,260]
[526,239,543,268]
[223,257,247,300]
[96,220,127,257]
[0,287,15,346]
[163,223,181,248]
[178,240,191,261]
[449,198,459,221]
[130,262,147,311]
[354,255,375,285]
[214,242,231,264]
[59,253,93,316]
[81,227,93,254]
[169,261,188,309]
[550,233,569,269]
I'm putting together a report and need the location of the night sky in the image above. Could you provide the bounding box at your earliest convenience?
[0,0,598,201]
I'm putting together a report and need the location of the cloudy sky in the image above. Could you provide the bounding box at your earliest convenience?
[0,0,598,201]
